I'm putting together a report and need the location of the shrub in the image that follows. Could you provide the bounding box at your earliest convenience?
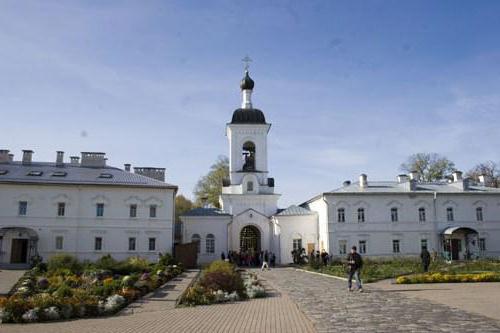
[158,252,176,266]
[199,261,245,296]
[53,283,73,298]
[47,254,82,273]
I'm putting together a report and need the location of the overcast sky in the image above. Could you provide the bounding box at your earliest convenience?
[1,1,499,206]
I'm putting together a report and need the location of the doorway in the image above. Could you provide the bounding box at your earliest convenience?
[451,239,461,261]
[10,239,28,264]
[240,225,261,254]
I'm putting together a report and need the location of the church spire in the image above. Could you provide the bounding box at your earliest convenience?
[240,56,254,109]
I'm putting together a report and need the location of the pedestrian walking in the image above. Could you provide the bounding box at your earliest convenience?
[421,247,431,272]
[261,250,270,271]
[271,252,276,267]
[346,246,363,292]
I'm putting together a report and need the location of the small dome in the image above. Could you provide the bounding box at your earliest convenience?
[240,70,255,90]
[231,108,266,124]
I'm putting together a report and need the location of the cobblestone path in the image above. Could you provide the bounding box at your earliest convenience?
[257,268,500,333]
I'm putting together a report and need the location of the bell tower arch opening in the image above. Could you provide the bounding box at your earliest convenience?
[242,141,256,171]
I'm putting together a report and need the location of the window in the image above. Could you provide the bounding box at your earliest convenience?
[18,201,28,216]
[51,171,67,177]
[96,203,104,217]
[446,207,454,222]
[57,202,65,217]
[479,238,486,252]
[418,207,426,222]
[392,240,400,253]
[292,238,302,252]
[148,238,156,251]
[358,240,367,254]
[357,208,365,223]
[338,240,347,255]
[129,204,137,218]
[98,173,113,179]
[128,237,136,251]
[247,181,254,192]
[206,234,215,254]
[192,234,201,253]
[476,207,483,222]
[27,171,43,176]
[390,208,398,222]
[337,208,345,223]
[149,205,157,218]
[55,236,63,250]
[94,237,103,251]
[421,239,428,251]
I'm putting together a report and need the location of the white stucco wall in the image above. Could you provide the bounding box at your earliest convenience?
[274,214,318,264]
[0,183,176,264]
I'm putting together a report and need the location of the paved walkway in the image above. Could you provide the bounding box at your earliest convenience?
[0,269,26,296]
[1,269,315,333]
[257,268,500,333]
[370,279,500,322]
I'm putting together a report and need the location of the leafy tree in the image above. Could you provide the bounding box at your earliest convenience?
[400,153,455,182]
[194,155,229,208]
[175,194,193,222]
[466,161,499,187]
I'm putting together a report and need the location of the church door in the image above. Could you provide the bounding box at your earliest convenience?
[240,226,261,254]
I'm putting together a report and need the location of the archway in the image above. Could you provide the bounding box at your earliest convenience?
[0,227,38,265]
[441,226,478,261]
[240,225,261,254]
[242,141,256,171]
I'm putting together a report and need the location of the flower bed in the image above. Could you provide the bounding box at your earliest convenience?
[181,260,266,306]
[396,272,500,284]
[0,253,183,323]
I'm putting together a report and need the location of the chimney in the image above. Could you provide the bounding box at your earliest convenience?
[397,174,409,183]
[452,170,463,182]
[22,150,33,165]
[8,154,14,162]
[0,150,10,163]
[80,152,106,168]
[124,164,131,172]
[409,170,419,181]
[343,180,351,187]
[359,174,367,188]
[134,167,166,182]
[70,156,80,166]
[56,151,64,167]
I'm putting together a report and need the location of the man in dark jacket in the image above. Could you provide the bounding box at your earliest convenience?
[420,248,431,272]
[346,246,363,292]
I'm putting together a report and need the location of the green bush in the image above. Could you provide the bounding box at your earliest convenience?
[199,261,246,296]
[47,254,82,273]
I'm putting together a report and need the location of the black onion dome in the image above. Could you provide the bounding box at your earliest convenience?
[240,70,255,90]
[231,108,266,124]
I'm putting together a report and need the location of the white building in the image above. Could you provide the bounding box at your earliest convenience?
[304,172,500,260]
[182,70,500,265]
[0,149,177,267]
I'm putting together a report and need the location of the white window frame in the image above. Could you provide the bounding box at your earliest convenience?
[338,240,347,255]
[358,240,367,254]
[149,205,157,218]
[446,207,454,222]
[476,207,484,222]
[418,207,426,222]
[357,208,365,223]
[479,238,486,252]
[337,208,345,223]
[18,201,28,216]
[148,237,156,251]
[206,234,215,254]
[390,207,398,222]
[55,236,64,250]
[94,237,103,251]
[392,239,400,253]
[57,202,66,217]
[292,238,302,252]
[96,203,104,217]
[130,204,137,218]
[128,237,137,251]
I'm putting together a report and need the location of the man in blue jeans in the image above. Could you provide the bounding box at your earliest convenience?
[346,246,363,292]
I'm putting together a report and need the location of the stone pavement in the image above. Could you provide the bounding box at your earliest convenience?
[0,269,315,333]
[370,279,500,322]
[0,269,26,296]
[256,268,500,333]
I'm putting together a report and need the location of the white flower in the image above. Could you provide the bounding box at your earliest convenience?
[104,294,126,312]
[43,306,60,320]
[22,308,39,322]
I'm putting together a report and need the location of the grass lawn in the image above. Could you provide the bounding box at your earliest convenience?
[304,258,500,283]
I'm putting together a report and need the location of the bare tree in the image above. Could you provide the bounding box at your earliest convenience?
[466,161,499,187]
[400,153,455,182]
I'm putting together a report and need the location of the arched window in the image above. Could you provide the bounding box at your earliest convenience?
[247,181,254,192]
[242,141,256,171]
[191,234,201,253]
[206,234,215,254]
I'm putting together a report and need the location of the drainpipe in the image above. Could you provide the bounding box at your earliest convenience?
[432,191,439,257]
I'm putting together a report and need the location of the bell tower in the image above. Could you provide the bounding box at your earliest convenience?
[220,67,280,217]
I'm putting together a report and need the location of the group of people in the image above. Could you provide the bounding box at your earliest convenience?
[221,250,276,270]
[291,248,331,266]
